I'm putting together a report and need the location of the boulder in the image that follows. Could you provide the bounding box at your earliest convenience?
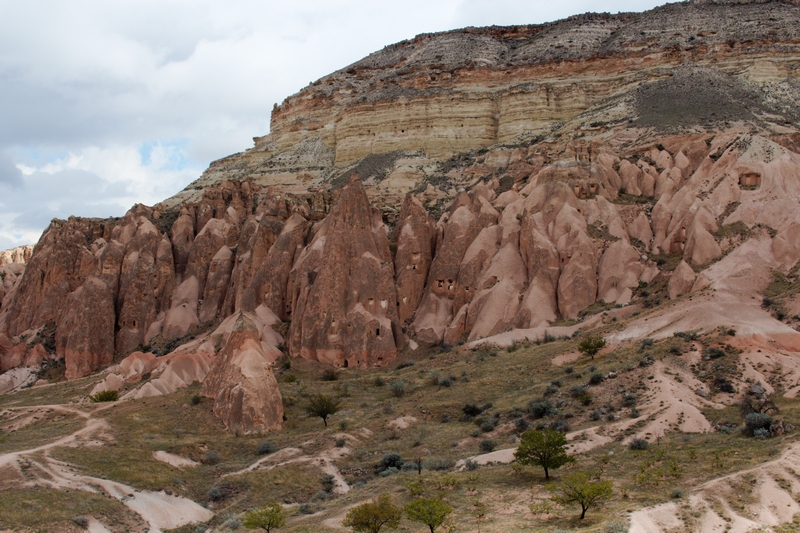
[669,261,697,299]
[201,315,283,434]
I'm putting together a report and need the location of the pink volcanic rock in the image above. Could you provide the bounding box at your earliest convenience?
[241,213,310,320]
[669,261,697,300]
[198,246,234,323]
[201,314,283,434]
[115,217,176,354]
[287,175,403,367]
[411,188,498,343]
[56,277,116,379]
[393,194,436,324]
[515,213,560,328]
[597,240,645,305]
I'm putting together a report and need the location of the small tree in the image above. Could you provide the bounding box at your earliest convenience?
[514,429,575,480]
[305,393,342,426]
[243,502,287,532]
[343,494,402,533]
[405,498,453,533]
[578,336,606,360]
[549,472,613,519]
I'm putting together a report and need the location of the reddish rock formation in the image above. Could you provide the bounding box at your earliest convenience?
[287,175,403,367]
[392,194,436,323]
[201,314,283,434]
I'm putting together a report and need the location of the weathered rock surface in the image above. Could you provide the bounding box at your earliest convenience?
[288,175,403,367]
[3,1,800,439]
[201,314,283,434]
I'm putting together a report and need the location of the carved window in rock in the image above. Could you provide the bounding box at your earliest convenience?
[376,327,381,337]
[329,321,338,335]
[739,172,762,190]
[438,279,444,288]
[588,183,598,194]
[410,252,422,271]
[447,279,454,291]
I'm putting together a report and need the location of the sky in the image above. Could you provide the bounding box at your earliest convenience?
[0,0,667,250]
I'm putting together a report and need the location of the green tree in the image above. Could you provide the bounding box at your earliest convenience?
[549,472,613,519]
[405,498,453,533]
[578,336,606,360]
[342,494,402,533]
[514,429,575,480]
[305,393,342,426]
[243,502,287,532]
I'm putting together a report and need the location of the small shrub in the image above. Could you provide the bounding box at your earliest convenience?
[479,419,497,432]
[590,410,601,421]
[551,379,563,388]
[207,486,224,501]
[222,517,241,530]
[719,381,735,393]
[462,403,483,417]
[589,372,605,385]
[528,400,556,419]
[257,441,277,455]
[465,459,479,471]
[335,437,347,448]
[569,385,586,397]
[544,385,558,396]
[422,458,453,471]
[631,407,640,418]
[744,412,773,435]
[622,393,637,407]
[439,377,454,388]
[674,331,699,341]
[190,394,201,405]
[390,380,406,397]
[338,419,350,431]
[89,390,118,402]
[564,366,574,374]
[606,520,628,533]
[428,371,441,386]
[706,347,726,359]
[283,373,297,383]
[373,376,386,387]
[514,417,530,433]
[671,488,684,499]
[377,453,404,473]
[629,438,649,451]
[321,474,336,492]
[479,439,497,453]
[754,428,770,439]
[298,503,314,515]
[321,369,339,381]
[72,517,89,529]
[203,451,222,465]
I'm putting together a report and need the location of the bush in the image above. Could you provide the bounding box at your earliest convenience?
[396,360,415,369]
[203,451,222,465]
[465,459,479,471]
[321,369,339,381]
[514,417,530,433]
[321,474,336,492]
[190,394,201,405]
[335,437,347,448]
[671,488,684,499]
[479,439,497,453]
[207,486,224,501]
[257,441,278,455]
[298,503,314,515]
[528,400,556,419]
[89,390,118,402]
[544,385,558,396]
[422,458,453,471]
[72,517,89,529]
[373,376,385,387]
[706,347,727,359]
[377,453,404,473]
[243,502,286,532]
[629,438,649,451]
[754,428,770,439]
[718,381,735,393]
[305,393,342,426]
[479,419,497,433]
[551,379,563,388]
[578,336,606,359]
[744,412,773,435]
[390,380,406,397]
[439,376,453,388]
[462,403,483,417]
[569,385,586,397]
[564,366,574,374]
[674,331,699,341]
[589,372,605,385]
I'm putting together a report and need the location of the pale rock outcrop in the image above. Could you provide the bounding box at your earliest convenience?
[598,240,645,305]
[628,212,654,249]
[669,261,698,299]
[201,315,283,434]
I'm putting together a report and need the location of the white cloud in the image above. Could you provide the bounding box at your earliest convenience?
[0,0,668,250]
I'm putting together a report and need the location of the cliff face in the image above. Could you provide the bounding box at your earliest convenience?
[176,0,800,209]
[3,0,800,435]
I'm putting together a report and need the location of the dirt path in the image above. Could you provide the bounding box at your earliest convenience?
[0,403,213,532]
[226,442,353,494]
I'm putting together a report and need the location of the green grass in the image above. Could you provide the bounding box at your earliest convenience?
[0,487,138,530]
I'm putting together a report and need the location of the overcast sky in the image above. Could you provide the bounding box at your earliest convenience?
[0,0,667,250]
